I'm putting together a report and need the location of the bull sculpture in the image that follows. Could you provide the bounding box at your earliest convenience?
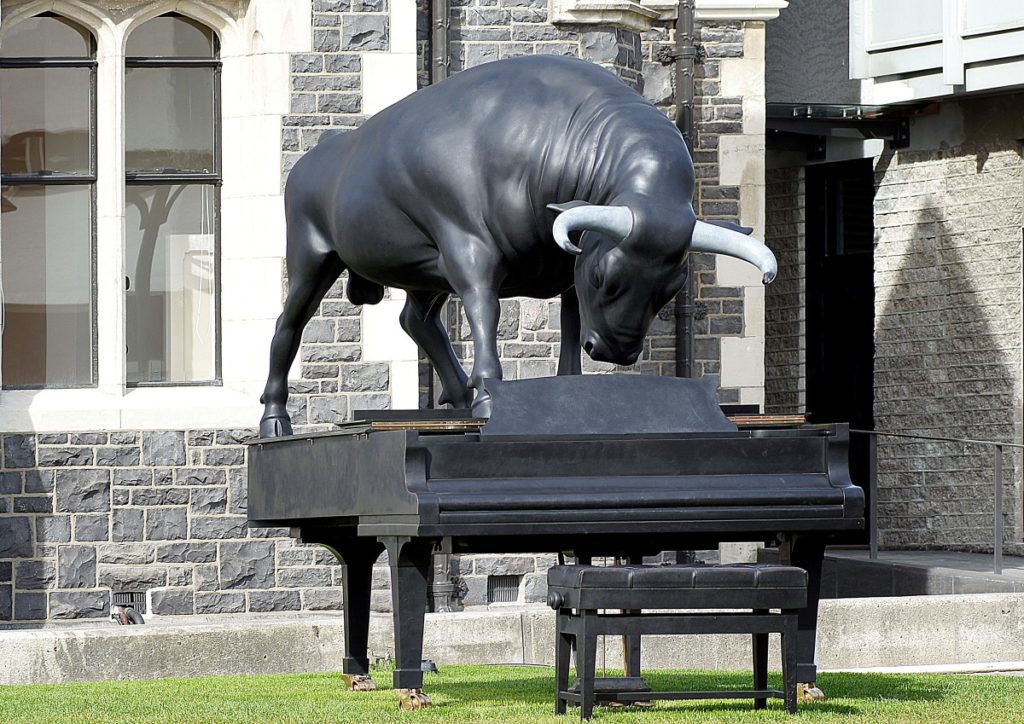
[259,55,776,436]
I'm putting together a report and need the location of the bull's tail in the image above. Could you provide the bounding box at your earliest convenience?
[691,220,777,284]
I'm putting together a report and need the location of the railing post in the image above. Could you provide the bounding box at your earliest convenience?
[869,433,878,561]
[994,444,1003,575]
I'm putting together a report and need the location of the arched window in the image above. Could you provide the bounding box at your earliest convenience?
[124,13,220,385]
[0,14,96,387]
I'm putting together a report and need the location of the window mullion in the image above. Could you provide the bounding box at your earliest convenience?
[96,44,126,394]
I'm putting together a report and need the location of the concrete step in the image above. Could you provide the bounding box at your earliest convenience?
[2,592,1023,685]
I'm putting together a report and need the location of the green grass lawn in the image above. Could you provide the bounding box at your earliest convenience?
[2,666,1023,723]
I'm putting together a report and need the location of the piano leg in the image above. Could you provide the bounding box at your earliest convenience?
[322,537,383,691]
[780,534,827,701]
[384,536,434,709]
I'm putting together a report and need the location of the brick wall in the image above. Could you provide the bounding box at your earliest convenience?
[873,141,1023,551]
[763,165,805,413]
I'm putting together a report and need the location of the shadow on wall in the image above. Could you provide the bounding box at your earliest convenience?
[872,141,1023,553]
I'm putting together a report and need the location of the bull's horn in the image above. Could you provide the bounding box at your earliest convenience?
[691,220,778,284]
[547,203,633,255]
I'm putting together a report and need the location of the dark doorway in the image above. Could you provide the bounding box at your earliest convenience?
[805,158,875,539]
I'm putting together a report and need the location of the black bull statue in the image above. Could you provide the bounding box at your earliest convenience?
[259,55,776,436]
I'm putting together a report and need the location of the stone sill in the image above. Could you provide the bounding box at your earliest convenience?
[644,0,789,24]
[0,386,261,433]
[550,0,661,32]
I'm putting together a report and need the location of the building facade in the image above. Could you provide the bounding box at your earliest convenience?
[765,0,1024,554]
[0,0,786,621]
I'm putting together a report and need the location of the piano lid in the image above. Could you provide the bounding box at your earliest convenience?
[479,375,737,437]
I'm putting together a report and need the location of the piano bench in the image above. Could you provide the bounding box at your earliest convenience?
[547,563,807,719]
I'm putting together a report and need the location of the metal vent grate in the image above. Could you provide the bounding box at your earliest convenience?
[487,575,521,604]
[112,591,147,614]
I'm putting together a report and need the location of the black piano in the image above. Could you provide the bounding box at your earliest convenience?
[248,376,864,698]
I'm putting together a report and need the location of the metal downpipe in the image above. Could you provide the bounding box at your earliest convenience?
[673,0,697,379]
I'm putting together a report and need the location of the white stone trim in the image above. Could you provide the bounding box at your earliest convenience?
[0,0,309,432]
[549,0,661,32]
[640,0,788,23]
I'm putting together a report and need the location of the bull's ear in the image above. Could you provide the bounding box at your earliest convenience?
[547,201,591,214]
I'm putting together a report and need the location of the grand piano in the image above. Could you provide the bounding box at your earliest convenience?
[248,375,864,702]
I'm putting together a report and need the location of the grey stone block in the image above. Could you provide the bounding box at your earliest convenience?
[157,542,218,564]
[309,396,349,425]
[188,430,215,446]
[99,564,167,591]
[112,509,145,542]
[23,470,52,494]
[303,588,343,610]
[190,487,228,515]
[522,573,547,603]
[203,447,244,467]
[110,432,138,445]
[341,15,388,52]
[15,591,47,620]
[472,554,536,576]
[176,467,227,486]
[167,566,193,587]
[131,487,190,506]
[16,560,56,590]
[190,515,247,540]
[0,517,33,558]
[37,433,67,445]
[95,446,141,467]
[51,591,107,619]
[325,53,361,73]
[59,546,97,588]
[74,514,109,542]
[196,564,220,591]
[249,590,302,612]
[142,432,186,466]
[313,28,340,53]
[145,508,188,541]
[0,584,10,619]
[581,29,618,64]
[150,589,195,616]
[97,542,154,565]
[69,433,107,445]
[196,592,246,615]
[278,567,332,588]
[214,429,257,446]
[113,468,153,487]
[340,363,389,392]
[3,435,36,469]
[219,541,276,589]
[38,446,94,467]
[14,496,52,514]
[0,562,10,582]
[37,515,72,544]
[0,472,20,494]
[228,472,248,515]
[55,469,110,513]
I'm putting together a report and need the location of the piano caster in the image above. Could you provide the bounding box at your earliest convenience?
[797,682,826,703]
[397,688,431,710]
[341,674,377,692]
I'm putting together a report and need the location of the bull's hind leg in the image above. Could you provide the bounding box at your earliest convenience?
[260,219,343,437]
[399,291,472,408]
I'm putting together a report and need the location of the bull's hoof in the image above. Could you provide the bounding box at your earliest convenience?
[470,391,492,419]
[397,688,431,710]
[797,683,826,703]
[259,414,293,438]
[341,674,376,691]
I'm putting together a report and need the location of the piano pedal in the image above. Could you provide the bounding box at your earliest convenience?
[341,674,377,692]
[397,688,432,710]
[797,683,826,703]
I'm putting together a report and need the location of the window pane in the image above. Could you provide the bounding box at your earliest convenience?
[0,15,92,58]
[0,67,92,175]
[126,184,216,384]
[125,15,215,58]
[125,67,215,174]
[1,185,93,387]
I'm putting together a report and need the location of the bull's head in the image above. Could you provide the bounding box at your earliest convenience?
[548,201,777,366]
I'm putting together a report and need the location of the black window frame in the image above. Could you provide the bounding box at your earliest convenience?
[124,13,223,388]
[0,12,99,390]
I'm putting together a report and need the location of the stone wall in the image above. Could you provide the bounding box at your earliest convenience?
[763,165,805,413]
[872,118,1024,550]
[0,430,352,621]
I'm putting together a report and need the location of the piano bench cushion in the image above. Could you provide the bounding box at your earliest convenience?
[546,563,808,611]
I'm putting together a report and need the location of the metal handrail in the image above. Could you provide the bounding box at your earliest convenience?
[850,428,1021,574]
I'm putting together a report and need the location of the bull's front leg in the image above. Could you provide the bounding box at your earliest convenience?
[460,287,502,417]
[557,287,582,376]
